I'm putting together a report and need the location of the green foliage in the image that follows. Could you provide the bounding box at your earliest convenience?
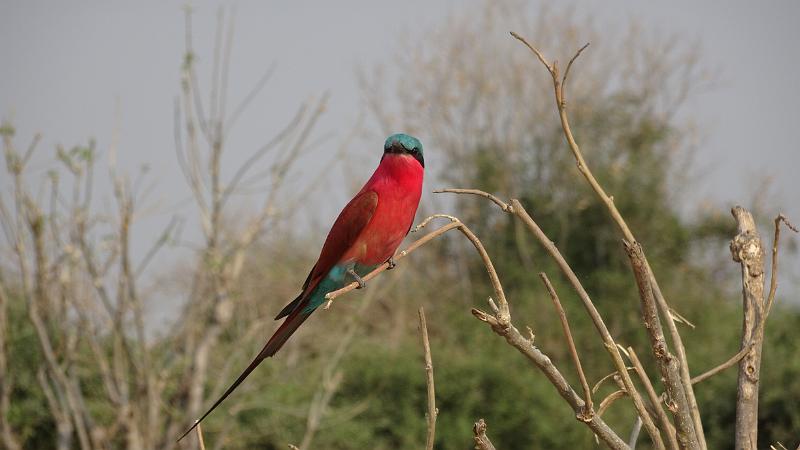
[6,295,54,449]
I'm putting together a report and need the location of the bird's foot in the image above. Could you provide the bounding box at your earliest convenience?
[347,268,366,289]
[386,257,397,270]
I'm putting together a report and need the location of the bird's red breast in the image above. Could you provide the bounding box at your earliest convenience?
[344,152,424,265]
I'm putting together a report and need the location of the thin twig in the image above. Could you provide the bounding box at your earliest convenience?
[418,307,437,450]
[691,342,754,385]
[562,42,591,94]
[539,272,593,420]
[629,347,680,450]
[766,214,798,316]
[593,368,635,394]
[629,416,643,450]
[197,424,207,450]
[433,188,513,212]
[598,390,627,417]
[510,31,554,74]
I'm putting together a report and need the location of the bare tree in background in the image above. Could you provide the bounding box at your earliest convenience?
[0,6,331,450]
[167,7,327,447]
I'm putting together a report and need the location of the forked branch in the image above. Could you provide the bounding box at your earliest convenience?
[508,31,704,447]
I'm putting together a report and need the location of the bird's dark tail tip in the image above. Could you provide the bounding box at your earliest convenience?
[175,308,313,443]
[176,419,200,442]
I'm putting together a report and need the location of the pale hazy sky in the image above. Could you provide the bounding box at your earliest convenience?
[2,1,799,305]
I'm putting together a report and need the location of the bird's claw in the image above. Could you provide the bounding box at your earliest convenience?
[386,257,397,270]
[347,268,366,289]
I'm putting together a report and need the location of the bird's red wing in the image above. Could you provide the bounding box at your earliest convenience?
[309,189,379,286]
[274,190,378,320]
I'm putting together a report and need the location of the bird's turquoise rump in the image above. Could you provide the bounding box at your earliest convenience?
[302,263,377,313]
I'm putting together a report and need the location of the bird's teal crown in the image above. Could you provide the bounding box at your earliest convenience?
[384,133,423,155]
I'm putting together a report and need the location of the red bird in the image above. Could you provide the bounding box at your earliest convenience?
[179,133,424,439]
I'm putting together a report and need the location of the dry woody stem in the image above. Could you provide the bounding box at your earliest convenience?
[509,31,707,449]
[729,208,796,449]
[418,307,437,450]
[539,272,593,419]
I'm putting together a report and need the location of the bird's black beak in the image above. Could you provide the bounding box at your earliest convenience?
[388,141,405,154]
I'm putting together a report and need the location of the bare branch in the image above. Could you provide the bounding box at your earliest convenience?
[628,347,680,450]
[624,240,698,449]
[220,103,308,206]
[539,272,593,420]
[509,31,555,75]
[197,424,207,450]
[691,342,753,386]
[729,206,767,450]
[765,214,798,316]
[433,188,513,212]
[418,307,437,450]
[597,390,627,418]
[562,42,591,93]
[225,62,278,133]
[593,368,634,394]
[510,32,705,447]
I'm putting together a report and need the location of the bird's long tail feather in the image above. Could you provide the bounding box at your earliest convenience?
[177,308,312,441]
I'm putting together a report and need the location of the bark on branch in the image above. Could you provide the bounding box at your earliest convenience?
[418,307,437,450]
[728,207,796,449]
[624,241,699,449]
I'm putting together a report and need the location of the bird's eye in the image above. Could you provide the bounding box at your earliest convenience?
[411,147,419,154]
